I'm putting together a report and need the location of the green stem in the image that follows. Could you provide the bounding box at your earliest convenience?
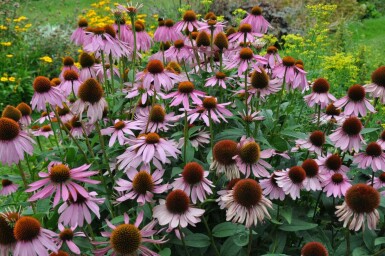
[36,136,43,151]
[244,68,250,137]
[130,15,137,86]
[81,122,95,158]
[208,111,214,151]
[95,122,113,178]
[183,110,188,164]
[247,227,253,255]
[109,54,115,92]
[316,104,321,127]
[312,190,322,220]
[46,105,62,156]
[17,162,36,213]
[371,171,375,186]
[202,216,220,256]
[100,51,110,94]
[25,154,34,181]
[178,226,190,256]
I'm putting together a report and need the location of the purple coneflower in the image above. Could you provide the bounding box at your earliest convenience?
[377,130,385,149]
[0,117,34,166]
[58,191,104,227]
[78,52,97,82]
[316,153,349,175]
[172,162,214,204]
[164,39,194,63]
[301,159,322,191]
[260,173,286,201]
[13,216,58,256]
[26,162,100,207]
[272,56,306,89]
[0,208,20,255]
[301,242,329,256]
[154,18,182,42]
[294,130,325,155]
[220,179,272,228]
[371,172,385,192]
[364,66,385,103]
[248,68,281,98]
[70,18,88,46]
[56,104,73,123]
[225,47,267,76]
[93,211,166,256]
[241,6,272,33]
[321,172,351,198]
[31,76,65,111]
[164,81,206,110]
[0,179,18,196]
[136,59,179,92]
[275,166,306,200]
[16,102,32,126]
[32,124,54,138]
[317,103,345,125]
[329,116,364,152]
[56,224,85,254]
[115,168,168,205]
[335,184,380,231]
[125,82,156,105]
[112,15,132,43]
[304,78,336,108]
[228,23,263,44]
[134,105,180,133]
[175,10,203,32]
[129,21,152,52]
[205,72,231,89]
[264,46,281,70]
[198,19,226,36]
[71,78,108,124]
[153,189,205,230]
[187,96,233,126]
[333,84,375,117]
[101,119,139,147]
[177,127,210,149]
[210,140,240,179]
[353,142,385,171]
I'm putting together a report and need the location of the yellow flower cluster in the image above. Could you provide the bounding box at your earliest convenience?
[1,42,12,46]
[13,16,28,22]
[306,4,337,19]
[0,25,7,30]
[0,74,16,82]
[39,56,53,63]
[321,52,359,83]
[85,9,114,27]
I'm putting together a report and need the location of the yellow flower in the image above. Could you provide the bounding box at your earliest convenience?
[74,62,81,69]
[0,25,7,30]
[25,23,32,28]
[8,77,15,82]
[1,77,8,82]
[77,49,83,53]
[6,54,13,58]
[40,56,53,63]
[1,42,12,46]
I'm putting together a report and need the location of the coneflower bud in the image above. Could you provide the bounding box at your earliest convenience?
[2,105,22,122]
[214,32,228,50]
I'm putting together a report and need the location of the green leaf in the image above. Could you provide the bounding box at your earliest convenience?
[361,128,380,134]
[279,219,318,232]
[233,230,249,247]
[184,233,211,248]
[352,247,370,256]
[375,237,385,246]
[281,208,292,224]
[220,237,242,256]
[280,130,308,140]
[158,248,171,256]
[212,222,244,238]
[363,228,376,252]
[270,136,288,151]
[171,167,182,178]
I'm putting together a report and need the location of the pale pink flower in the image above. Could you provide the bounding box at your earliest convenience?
[187,96,233,126]
[264,46,281,70]
[153,189,205,229]
[177,127,210,149]
[245,69,281,99]
[304,78,336,108]
[198,20,226,36]
[113,21,132,43]
[175,10,204,32]
[71,78,108,124]
[31,76,65,111]
[291,64,309,92]
[0,117,35,166]
[329,116,364,152]
[101,119,139,147]
[0,179,18,196]
[171,162,214,204]
[293,130,325,155]
[59,57,80,80]
[371,173,385,192]
[275,166,306,200]
[70,18,88,46]
[219,179,272,228]
[364,66,385,103]
[228,23,263,44]
[13,216,58,256]
[353,142,385,171]
[133,105,180,133]
[94,63,120,83]
[272,57,306,89]
[154,19,182,42]
[32,125,54,138]
[93,211,166,256]
[124,82,157,105]
[129,23,152,51]
[335,184,380,231]
[333,84,375,117]
[260,173,286,201]
[58,191,104,227]
[164,81,206,110]
[26,162,100,207]
[316,153,349,175]
[238,109,265,123]
[165,39,194,63]
[117,149,160,173]
[301,159,322,191]
[205,72,232,89]
[115,168,168,205]
[122,132,180,165]
[56,223,85,255]
[241,6,272,33]
[225,47,267,76]
[316,103,345,125]
[233,136,272,178]
[321,172,351,198]
[377,130,385,149]
[136,59,179,92]
[17,102,32,127]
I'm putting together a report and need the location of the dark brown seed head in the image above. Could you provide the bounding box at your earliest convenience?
[347,84,366,102]
[13,216,41,242]
[309,131,325,147]
[78,18,88,27]
[233,179,262,208]
[371,66,385,87]
[146,60,164,74]
[166,190,189,214]
[288,166,306,184]
[196,31,210,47]
[342,117,362,136]
[345,184,379,213]
[0,117,20,141]
[79,52,95,68]
[239,24,252,33]
[312,78,330,93]
[77,78,103,103]
[132,170,154,194]
[282,56,295,67]
[16,102,32,116]
[250,68,269,89]
[301,241,329,256]
[251,6,262,15]
[178,81,195,94]
[239,48,253,60]
[214,32,228,50]
[33,76,52,93]
[182,162,204,184]
[366,142,382,157]
[183,10,197,22]
[2,105,22,122]
[213,140,238,165]
[302,159,319,177]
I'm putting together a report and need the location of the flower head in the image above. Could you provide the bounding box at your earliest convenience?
[210,140,239,179]
[31,76,65,111]
[301,241,329,256]
[329,116,364,151]
[334,84,375,117]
